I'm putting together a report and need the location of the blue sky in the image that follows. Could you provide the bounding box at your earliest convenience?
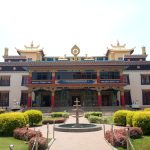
[0,0,150,61]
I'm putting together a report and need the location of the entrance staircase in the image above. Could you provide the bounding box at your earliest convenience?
[26,106,130,115]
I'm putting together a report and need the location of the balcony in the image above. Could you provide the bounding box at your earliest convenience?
[100,79,121,83]
[31,80,52,84]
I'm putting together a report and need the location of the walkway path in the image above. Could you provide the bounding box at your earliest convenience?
[34,116,112,150]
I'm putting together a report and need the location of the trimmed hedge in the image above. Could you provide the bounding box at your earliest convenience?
[0,109,5,114]
[113,110,131,126]
[50,112,69,118]
[88,116,108,124]
[0,112,28,136]
[29,136,48,150]
[132,111,150,134]
[84,112,102,118]
[144,108,150,111]
[126,111,135,126]
[24,110,42,126]
[42,117,65,124]
[13,127,42,141]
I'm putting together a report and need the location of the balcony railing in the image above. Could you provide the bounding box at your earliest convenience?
[100,79,123,83]
[31,80,52,84]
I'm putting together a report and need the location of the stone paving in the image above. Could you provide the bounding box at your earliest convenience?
[33,116,113,150]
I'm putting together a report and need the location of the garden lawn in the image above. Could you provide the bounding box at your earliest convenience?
[118,136,150,150]
[0,137,28,150]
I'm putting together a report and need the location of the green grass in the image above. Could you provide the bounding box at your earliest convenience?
[118,136,150,150]
[0,137,28,150]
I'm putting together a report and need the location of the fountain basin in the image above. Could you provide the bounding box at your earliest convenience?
[54,123,102,132]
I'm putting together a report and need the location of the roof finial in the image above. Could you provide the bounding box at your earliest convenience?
[31,41,34,47]
[117,40,120,46]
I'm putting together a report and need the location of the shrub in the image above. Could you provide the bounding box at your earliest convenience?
[88,116,102,123]
[113,110,131,126]
[126,111,135,126]
[129,127,143,139]
[29,137,48,150]
[114,127,143,139]
[50,112,69,118]
[13,127,42,141]
[132,111,150,134]
[84,111,102,118]
[24,110,42,126]
[42,117,65,124]
[0,112,28,136]
[144,108,150,111]
[0,109,5,114]
[105,130,127,148]
[88,115,107,124]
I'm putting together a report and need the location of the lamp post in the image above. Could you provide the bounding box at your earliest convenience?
[9,144,14,150]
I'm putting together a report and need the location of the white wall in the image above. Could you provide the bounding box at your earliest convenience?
[0,72,29,108]
[123,70,150,107]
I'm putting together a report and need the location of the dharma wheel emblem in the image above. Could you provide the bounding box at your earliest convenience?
[71,45,80,61]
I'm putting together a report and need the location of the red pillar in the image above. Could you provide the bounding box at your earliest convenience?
[52,72,55,84]
[97,71,100,83]
[98,91,102,106]
[120,91,125,106]
[28,75,32,84]
[27,92,32,108]
[120,74,124,83]
[51,91,55,108]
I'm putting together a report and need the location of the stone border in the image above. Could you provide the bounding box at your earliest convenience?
[54,123,102,132]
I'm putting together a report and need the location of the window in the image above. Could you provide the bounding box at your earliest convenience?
[56,71,97,79]
[142,90,150,105]
[124,75,130,84]
[0,91,9,107]
[32,72,52,80]
[100,72,120,79]
[20,91,28,106]
[21,76,29,86]
[141,75,150,85]
[118,57,123,60]
[0,76,10,86]
[124,90,132,105]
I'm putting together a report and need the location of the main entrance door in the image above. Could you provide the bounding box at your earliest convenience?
[72,96,81,106]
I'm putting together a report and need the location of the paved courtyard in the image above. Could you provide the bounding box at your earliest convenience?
[34,116,112,150]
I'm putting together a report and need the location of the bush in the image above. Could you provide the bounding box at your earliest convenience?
[129,127,143,139]
[42,117,65,124]
[24,110,42,126]
[0,109,5,114]
[113,110,131,126]
[132,111,150,135]
[0,112,28,136]
[126,111,135,126]
[144,108,150,111]
[114,127,143,139]
[13,127,42,141]
[50,112,69,118]
[88,115,107,124]
[88,116,102,123]
[84,112,102,118]
[29,137,48,150]
[105,130,127,148]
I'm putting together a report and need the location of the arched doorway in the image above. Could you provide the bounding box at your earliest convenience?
[33,89,51,107]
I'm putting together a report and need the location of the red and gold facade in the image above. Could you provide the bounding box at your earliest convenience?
[26,61,127,108]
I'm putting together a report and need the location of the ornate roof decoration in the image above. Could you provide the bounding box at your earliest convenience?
[71,45,80,61]
[106,41,135,56]
[24,41,40,50]
[15,41,44,56]
[111,41,126,49]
